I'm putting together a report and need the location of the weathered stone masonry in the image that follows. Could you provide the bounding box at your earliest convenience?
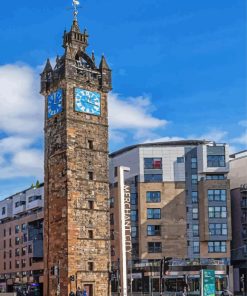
[41,19,112,296]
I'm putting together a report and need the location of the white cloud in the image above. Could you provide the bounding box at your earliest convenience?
[144,136,185,143]
[0,64,44,180]
[108,92,167,130]
[0,64,43,135]
[108,93,168,142]
[195,129,228,143]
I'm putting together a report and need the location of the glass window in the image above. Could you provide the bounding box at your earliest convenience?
[15,237,20,245]
[131,210,138,222]
[208,206,227,218]
[146,191,161,203]
[23,233,27,243]
[28,195,42,203]
[208,241,226,253]
[22,247,26,256]
[191,158,197,168]
[148,242,162,253]
[177,157,184,163]
[131,193,137,205]
[208,189,226,201]
[192,224,199,236]
[132,243,139,257]
[193,241,200,253]
[191,175,198,185]
[15,260,20,268]
[21,224,27,231]
[144,158,162,169]
[209,223,228,236]
[192,191,198,203]
[28,245,32,253]
[15,225,19,234]
[15,248,20,257]
[2,207,6,215]
[147,208,161,219]
[207,155,225,167]
[192,208,198,219]
[131,226,138,238]
[109,197,114,208]
[206,174,225,180]
[144,174,162,183]
[147,225,161,236]
[110,214,114,225]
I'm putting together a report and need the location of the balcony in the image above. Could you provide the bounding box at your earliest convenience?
[13,204,26,215]
[0,203,12,221]
[26,199,44,211]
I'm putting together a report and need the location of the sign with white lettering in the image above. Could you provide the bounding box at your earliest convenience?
[124,185,132,257]
[118,166,131,296]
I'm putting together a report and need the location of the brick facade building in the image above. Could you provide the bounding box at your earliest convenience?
[0,185,44,294]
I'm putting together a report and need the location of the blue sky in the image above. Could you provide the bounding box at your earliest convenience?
[0,0,246,198]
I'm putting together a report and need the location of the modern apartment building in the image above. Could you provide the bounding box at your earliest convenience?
[109,140,232,294]
[229,150,247,294]
[0,184,44,294]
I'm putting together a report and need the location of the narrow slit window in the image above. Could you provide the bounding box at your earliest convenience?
[88,172,94,180]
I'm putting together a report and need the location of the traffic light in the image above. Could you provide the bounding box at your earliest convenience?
[163,257,172,275]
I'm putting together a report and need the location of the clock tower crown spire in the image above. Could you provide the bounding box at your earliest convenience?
[63,19,89,51]
[41,17,112,95]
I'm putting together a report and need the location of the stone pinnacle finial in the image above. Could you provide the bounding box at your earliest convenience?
[42,58,53,73]
[99,55,110,70]
[92,51,95,63]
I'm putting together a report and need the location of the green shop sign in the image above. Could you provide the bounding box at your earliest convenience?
[201,269,216,296]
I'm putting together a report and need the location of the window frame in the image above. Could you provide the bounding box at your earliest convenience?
[144,158,162,169]
[146,191,161,203]
[147,242,162,253]
[147,225,161,236]
[147,208,161,219]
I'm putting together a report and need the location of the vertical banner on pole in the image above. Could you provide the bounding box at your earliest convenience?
[118,166,132,296]
[201,269,216,296]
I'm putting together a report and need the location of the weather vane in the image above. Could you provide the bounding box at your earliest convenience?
[72,0,80,20]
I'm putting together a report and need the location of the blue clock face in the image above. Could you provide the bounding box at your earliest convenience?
[47,89,63,118]
[75,88,101,116]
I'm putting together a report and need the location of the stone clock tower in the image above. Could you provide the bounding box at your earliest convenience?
[41,14,112,296]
